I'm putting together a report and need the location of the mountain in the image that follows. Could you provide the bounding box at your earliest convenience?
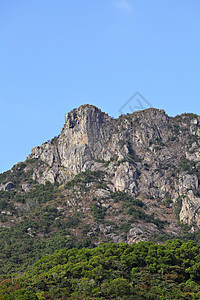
[1,104,200,274]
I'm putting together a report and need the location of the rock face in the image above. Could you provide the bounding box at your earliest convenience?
[0,182,15,191]
[28,105,200,228]
[127,223,159,244]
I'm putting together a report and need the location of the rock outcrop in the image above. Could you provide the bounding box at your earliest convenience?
[0,182,15,191]
[27,105,200,228]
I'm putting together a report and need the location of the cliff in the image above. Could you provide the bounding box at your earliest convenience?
[28,105,200,228]
[1,105,200,267]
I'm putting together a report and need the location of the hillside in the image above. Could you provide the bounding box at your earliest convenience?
[1,239,200,299]
[1,105,200,275]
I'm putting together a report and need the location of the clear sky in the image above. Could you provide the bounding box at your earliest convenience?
[0,0,200,173]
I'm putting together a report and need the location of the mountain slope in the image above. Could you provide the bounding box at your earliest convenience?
[28,105,200,227]
[1,105,200,274]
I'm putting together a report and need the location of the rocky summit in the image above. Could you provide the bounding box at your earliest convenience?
[29,105,200,227]
[1,105,200,273]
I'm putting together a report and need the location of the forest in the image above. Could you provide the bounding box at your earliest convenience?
[1,239,200,299]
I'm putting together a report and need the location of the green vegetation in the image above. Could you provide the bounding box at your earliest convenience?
[173,124,181,135]
[0,180,58,206]
[163,198,172,208]
[179,159,196,173]
[116,141,141,164]
[65,170,106,189]
[0,221,94,275]
[0,159,44,188]
[174,197,183,219]
[111,191,144,207]
[2,240,200,299]
[111,192,165,230]
[188,134,200,146]
[127,208,166,230]
[178,158,200,183]
[175,113,199,121]
[154,145,162,152]
[126,142,142,163]
[91,202,107,221]
[0,179,93,275]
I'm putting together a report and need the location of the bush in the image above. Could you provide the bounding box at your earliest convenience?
[111,191,144,207]
[91,203,106,221]
[128,207,166,229]
[65,170,106,189]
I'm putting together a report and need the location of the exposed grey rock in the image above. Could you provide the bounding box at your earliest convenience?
[94,189,110,199]
[26,105,200,227]
[127,223,159,244]
[107,233,125,243]
[180,192,200,226]
[99,224,112,234]
[179,174,198,193]
[0,182,15,191]
[112,162,137,194]
[21,183,32,193]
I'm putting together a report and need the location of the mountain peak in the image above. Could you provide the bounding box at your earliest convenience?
[16,104,200,230]
[2,104,200,269]
[64,104,111,127]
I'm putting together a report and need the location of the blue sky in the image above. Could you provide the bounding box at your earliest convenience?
[0,0,200,173]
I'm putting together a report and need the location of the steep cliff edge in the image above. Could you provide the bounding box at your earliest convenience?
[30,105,170,188]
